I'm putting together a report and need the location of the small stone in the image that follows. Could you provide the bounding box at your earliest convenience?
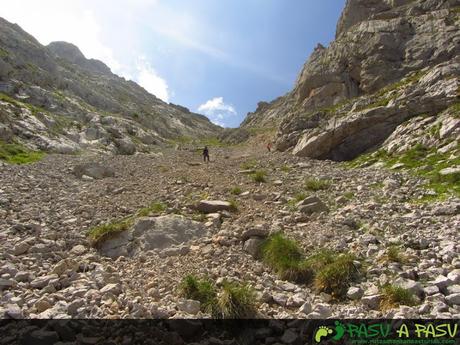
[298,302,312,315]
[424,285,440,296]
[13,242,30,255]
[312,304,332,318]
[177,299,200,315]
[5,304,23,319]
[446,293,460,306]
[34,297,52,313]
[51,258,79,276]
[0,278,16,290]
[447,270,460,284]
[362,295,381,310]
[195,200,234,213]
[243,238,264,259]
[100,283,121,296]
[30,274,58,289]
[71,245,87,255]
[432,275,452,291]
[272,293,288,307]
[347,286,364,300]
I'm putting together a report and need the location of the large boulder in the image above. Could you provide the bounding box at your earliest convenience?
[73,162,115,179]
[114,138,136,155]
[98,215,207,258]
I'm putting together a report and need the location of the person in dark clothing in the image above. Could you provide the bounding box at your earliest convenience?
[267,142,272,152]
[203,146,210,162]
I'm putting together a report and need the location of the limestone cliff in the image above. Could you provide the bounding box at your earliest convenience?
[242,0,460,161]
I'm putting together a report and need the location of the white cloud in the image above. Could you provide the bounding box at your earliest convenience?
[198,97,236,114]
[198,97,236,126]
[135,57,169,102]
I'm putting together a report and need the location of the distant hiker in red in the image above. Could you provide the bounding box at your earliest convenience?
[203,146,210,162]
[267,142,272,152]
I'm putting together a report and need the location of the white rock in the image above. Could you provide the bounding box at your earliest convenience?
[30,274,58,289]
[362,295,381,310]
[13,242,30,255]
[347,286,364,300]
[100,283,121,296]
[447,270,460,284]
[177,299,200,315]
[298,302,312,315]
[446,293,460,306]
[312,303,332,318]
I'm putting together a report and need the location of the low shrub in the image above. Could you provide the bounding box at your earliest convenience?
[380,285,417,311]
[212,280,257,319]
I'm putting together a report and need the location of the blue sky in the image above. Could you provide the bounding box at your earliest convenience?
[1,0,345,127]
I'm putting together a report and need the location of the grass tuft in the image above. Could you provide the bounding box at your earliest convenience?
[230,186,242,195]
[179,275,216,312]
[380,285,417,311]
[314,253,358,298]
[179,275,257,318]
[212,280,257,319]
[261,233,313,283]
[251,170,267,183]
[384,245,407,263]
[87,218,133,246]
[304,178,330,191]
[137,202,167,217]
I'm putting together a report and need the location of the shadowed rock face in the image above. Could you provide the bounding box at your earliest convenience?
[242,0,460,161]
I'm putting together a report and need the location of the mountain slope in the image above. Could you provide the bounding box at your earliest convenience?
[0,17,221,155]
[242,0,460,162]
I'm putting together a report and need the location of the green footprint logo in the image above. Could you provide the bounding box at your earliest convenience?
[333,321,345,341]
[314,326,333,343]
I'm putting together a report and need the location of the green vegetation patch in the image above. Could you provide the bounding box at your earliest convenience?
[240,159,258,170]
[261,233,313,283]
[261,234,360,298]
[179,275,216,312]
[87,218,133,246]
[179,275,257,318]
[304,178,331,191]
[449,102,460,119]
[212,280,257,319]
[383,245,407,264]
[0,47,9,58]
[380,285,417,311]
[0,92,47,115]
[229,186,242,195]
[88,200,168,245]
[251,170,267,183]
[137,202,167,217]
[314,253,358,298]
[0,141,45,164]
[346,143,460,201]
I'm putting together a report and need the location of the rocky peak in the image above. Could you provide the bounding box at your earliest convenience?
[47,41,111,75]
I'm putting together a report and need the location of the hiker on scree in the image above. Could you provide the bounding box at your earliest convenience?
[203,146,210,162]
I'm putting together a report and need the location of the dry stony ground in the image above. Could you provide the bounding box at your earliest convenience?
[0,144,459,320]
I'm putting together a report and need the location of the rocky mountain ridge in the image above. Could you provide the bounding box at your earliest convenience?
[242,0,460,162]
[0,17,221,155]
